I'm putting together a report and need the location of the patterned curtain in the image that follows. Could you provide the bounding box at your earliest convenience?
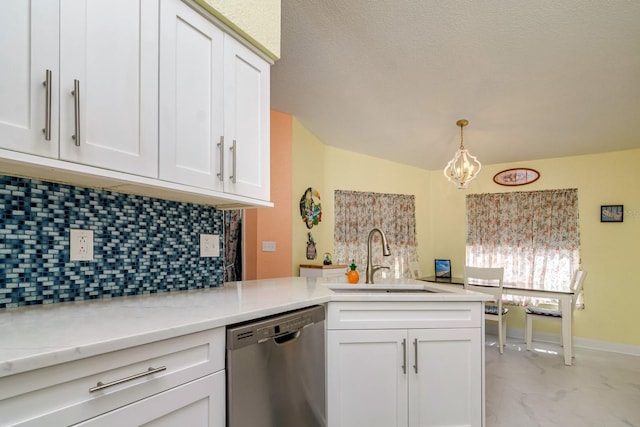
[334,190,417,279]
[466,189,580,295]
[224,210,243,282]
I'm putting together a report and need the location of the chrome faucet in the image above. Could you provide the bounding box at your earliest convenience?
[366,228,391,284]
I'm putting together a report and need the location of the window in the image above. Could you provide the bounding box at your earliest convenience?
[466,189,580,295]
[334,190,417,278]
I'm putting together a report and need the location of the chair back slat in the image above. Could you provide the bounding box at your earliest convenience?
[464,266,504,301]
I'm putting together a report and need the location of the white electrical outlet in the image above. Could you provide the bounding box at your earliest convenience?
[200,234,220,257]
[262,241,276,252]
[70,229,94,261]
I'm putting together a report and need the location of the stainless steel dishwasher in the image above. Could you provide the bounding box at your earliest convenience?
[226,305,326,427]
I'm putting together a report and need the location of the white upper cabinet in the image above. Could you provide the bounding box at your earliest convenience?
[0,0,271,207]
[0,0,59,158]
[59,0,159,178]
[160,0,271,201]
[159,0,225,191]
[223,36,270,201]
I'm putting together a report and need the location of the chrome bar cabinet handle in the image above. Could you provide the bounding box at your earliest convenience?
[413,338,418,374]
[217,136,224,182]
[89,366,167,393]
[401,338,407,374]
[229,139,237,183]
[42,69,52,141]
[72,79,80,146]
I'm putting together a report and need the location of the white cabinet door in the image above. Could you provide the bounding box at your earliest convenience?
[74,372,225,427]
[159,0,270,201]
[223,36,270,200]
[0,0,59,158]
[59,0,159,178]
[409,328,482,427]
[159,0,225,191]
[327,329,409,427]
[327,327,483,427]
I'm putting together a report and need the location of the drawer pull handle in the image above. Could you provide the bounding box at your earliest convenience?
[89,366,167,393]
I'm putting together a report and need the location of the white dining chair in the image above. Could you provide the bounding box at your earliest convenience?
[525,270,587,358]
[464,266,508,354]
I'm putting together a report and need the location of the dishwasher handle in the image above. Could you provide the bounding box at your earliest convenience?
[272,330,301,345]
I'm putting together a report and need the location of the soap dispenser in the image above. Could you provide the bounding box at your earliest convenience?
[347,260,359,284]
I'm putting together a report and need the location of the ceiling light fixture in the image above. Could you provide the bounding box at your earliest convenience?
[443,119,482,189]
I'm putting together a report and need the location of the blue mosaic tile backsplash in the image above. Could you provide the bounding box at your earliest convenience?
[0,175,224,308]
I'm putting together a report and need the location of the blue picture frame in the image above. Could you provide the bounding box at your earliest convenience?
[434,259,451,278]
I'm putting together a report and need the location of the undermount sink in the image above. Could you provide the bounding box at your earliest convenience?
[326,283,449,294]
[332,288,435,293]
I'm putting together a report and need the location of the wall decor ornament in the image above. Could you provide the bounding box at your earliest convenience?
[493,168,540,186]
[300,187,322,229]
[601,205,623,222]
[306,232,317,260]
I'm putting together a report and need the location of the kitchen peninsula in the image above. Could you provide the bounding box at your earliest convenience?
[0,278,490,426]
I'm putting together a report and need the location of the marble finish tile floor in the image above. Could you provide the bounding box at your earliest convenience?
[485,337,640,427]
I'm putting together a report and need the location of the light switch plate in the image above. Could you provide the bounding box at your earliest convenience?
[262,241,276,252]
[200,234,220,257]
[70,229,94,261]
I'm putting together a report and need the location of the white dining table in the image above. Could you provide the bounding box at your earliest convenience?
[420,276,577,365]
[501,285,576,365]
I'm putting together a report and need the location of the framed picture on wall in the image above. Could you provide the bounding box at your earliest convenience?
[601,205,623,222]
[434,259,451,279]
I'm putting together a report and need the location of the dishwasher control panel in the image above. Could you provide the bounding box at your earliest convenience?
[226,305,326,350]
[256,313,313,342]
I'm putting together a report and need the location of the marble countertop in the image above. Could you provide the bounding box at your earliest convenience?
[0,277,489,378]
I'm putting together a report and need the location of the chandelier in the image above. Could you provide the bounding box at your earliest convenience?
[443,119,482,189]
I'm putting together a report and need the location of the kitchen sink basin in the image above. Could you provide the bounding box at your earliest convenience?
[331,288,435,293]
[326,283,450,294]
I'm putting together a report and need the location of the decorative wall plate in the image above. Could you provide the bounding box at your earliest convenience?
[493,168,540,186]
[299,187,322,229]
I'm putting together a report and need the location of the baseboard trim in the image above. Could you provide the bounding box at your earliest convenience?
[484,324,640,356]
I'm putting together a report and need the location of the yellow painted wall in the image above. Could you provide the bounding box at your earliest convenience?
[292,115,640,347]
[291,118,329,274]
[195,0,281,60]
[429,150,640,347]
[291,119,432,278]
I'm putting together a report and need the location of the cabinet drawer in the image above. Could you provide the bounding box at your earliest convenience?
[328,301,482,330]
[74,371,225,427]
[0,328,224,427]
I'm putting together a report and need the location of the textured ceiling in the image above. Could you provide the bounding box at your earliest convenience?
[270,0,640,170]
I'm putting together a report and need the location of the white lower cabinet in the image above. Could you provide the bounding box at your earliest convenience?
[328,329,409,426]
[327,302,484,427]
[408,328,482,427]
[0,328,225,427]
[75,372,224,427]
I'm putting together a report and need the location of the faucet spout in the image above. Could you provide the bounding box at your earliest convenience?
[366,228,392,284]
